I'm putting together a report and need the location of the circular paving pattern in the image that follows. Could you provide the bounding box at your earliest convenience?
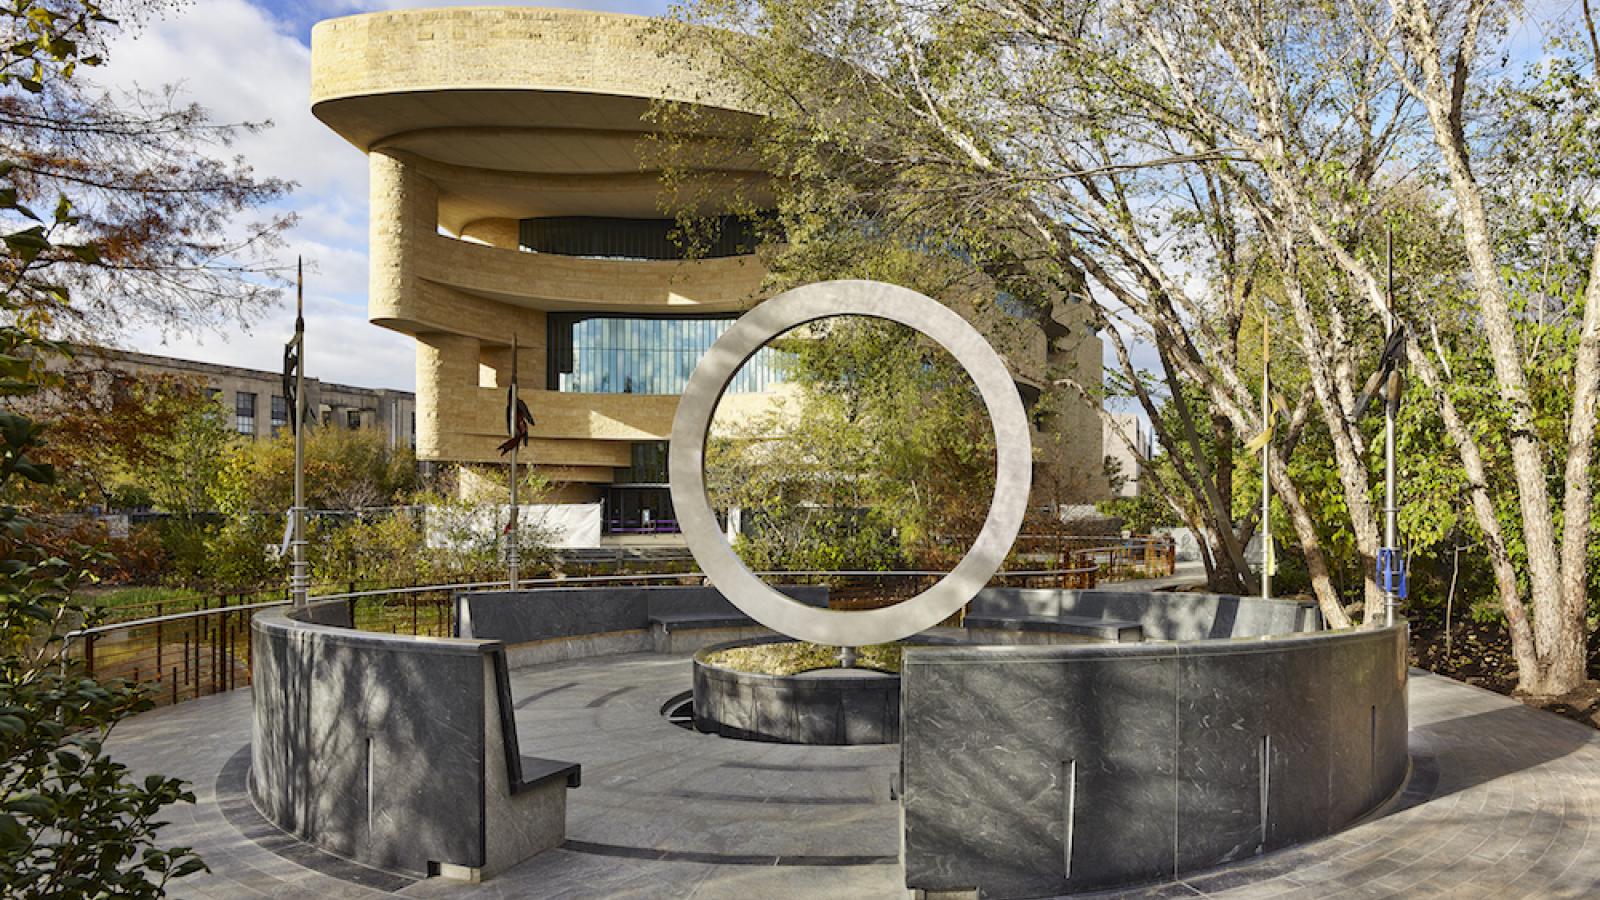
[107,657,1600,899]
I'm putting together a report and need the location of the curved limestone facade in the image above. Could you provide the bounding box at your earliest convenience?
[310,7,1106,508]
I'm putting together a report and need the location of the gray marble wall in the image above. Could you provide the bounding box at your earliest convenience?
[693,657,900,744]
[970,588,1318,639]
[250,607,571,878]
[901,624,1408,897]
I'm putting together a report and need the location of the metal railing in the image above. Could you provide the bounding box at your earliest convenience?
[62,537,1177,709]
[1013,534,1177,583]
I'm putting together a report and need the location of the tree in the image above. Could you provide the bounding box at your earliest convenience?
[0,3,293,336]
[0,1,293,890]
[708,316,993,570]
[140,394,231,516]
[14,357,215,510]
[668,0,1600,696]
[660,0,1385,622]
[0,396,204,896]
[1355,0,1600,697]
[213,428,419,516]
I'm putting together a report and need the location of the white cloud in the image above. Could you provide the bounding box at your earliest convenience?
[85,0,397,384]
[121,305,417,391]
[98,1,367,199]
[79,0,678,392]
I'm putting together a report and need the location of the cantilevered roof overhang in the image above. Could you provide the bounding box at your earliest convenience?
[309,7,770,225]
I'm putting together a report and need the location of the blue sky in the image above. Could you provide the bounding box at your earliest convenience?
[101,0,1578,395]
[104,1,673,393]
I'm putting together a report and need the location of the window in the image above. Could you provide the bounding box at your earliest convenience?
[604,486,678,535]
[518,214,772,260]
[235,392,256,436]
[604,443,676,535]
[547,314,787,395]
[270,395,288,436]
[616,441,669,484]
[346,410,361,430]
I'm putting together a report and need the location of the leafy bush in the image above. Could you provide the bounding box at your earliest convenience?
[0,408,205,896]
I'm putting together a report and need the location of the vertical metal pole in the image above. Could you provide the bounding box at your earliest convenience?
[1384,228,1399,627]
[507,334,520,590]
[1261,311,1271,601]
[291,258,310,607]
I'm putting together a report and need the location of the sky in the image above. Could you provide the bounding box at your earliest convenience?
[101,1,671,393]
[96,0,1576,395]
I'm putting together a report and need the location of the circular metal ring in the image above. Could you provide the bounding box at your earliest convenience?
[668,279,1033,647]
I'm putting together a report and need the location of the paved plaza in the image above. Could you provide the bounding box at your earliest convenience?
[106,652,1600,899]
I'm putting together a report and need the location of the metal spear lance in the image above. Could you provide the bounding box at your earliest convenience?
[289,258,308,606]
[508,334,520,589]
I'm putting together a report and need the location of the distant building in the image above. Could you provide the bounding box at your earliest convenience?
[66,345,416,449]
[1103,412,1153,498]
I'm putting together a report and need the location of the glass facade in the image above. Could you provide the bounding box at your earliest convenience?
[519,215,767,260]
[547,314,786,395]
[605,442,677,535]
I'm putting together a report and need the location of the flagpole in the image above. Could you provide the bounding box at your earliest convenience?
[507,334,520,590]
[1261,306,1271,602]
[291,258,308,607]
[1383,227,1398,626]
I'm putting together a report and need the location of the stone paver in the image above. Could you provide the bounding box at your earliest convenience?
[106,657,1600,899]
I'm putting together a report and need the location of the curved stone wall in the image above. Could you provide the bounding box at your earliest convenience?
[691,637,913,745]
[900,614,1408,898]
[456,584,829,663]
[309,8,759,124]
[259,584,1406,893]
[250,601,573,879]
[967,586,1320,641]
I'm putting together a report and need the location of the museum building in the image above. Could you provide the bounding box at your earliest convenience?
[309,6,1105,539]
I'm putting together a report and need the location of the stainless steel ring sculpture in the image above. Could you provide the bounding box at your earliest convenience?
[668,280,1032,647]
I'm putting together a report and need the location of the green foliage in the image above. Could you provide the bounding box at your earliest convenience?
[701,640,904,674]
[0,2,304,889]
[709,316,993,570]
[0,366,205,897]
[418,480,557,578]
[140,400,233,517]
[213,427,419,516]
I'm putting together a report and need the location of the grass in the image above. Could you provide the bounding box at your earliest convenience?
[81,585,209,614]
[701,641,905,675]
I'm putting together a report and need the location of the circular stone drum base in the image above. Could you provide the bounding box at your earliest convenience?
[693,659,902,745]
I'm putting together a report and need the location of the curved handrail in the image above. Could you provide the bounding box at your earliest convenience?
[64,567,1104,639]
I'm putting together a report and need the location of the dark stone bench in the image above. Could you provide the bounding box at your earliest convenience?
[964,613,1143,642]
[457,585,831,659]
[647,612,753,632]
[514,756,581,793]
[968,587,1317,641]
[641,587,828,649]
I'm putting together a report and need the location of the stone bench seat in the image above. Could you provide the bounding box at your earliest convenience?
[964,613,1144,642]
[514,756,581,793]
[647,611,755,632]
